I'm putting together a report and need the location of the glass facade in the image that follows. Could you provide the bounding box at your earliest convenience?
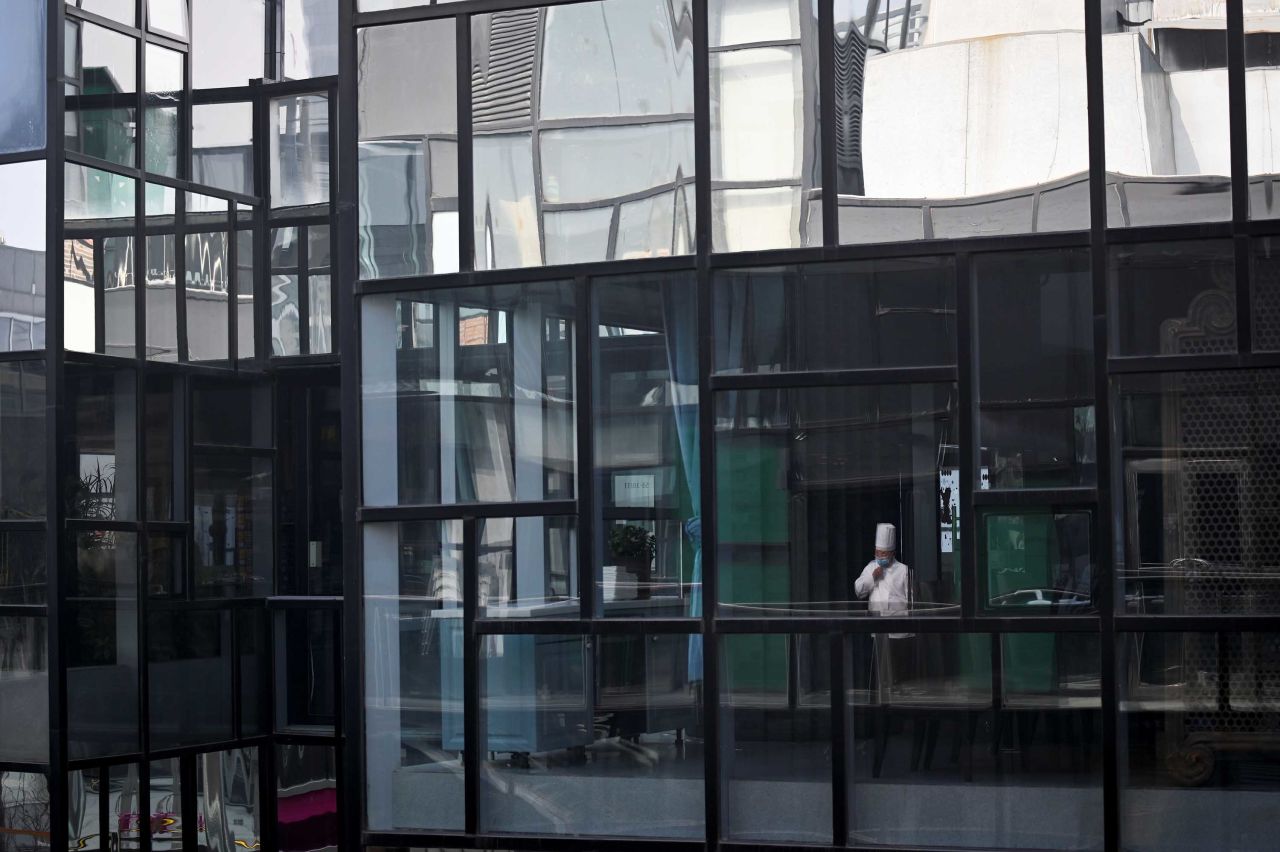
[3,2,1280,852]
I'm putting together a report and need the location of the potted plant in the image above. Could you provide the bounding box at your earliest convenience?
[608,524,656,601]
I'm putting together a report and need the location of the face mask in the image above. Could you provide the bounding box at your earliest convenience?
[876,556,892,569]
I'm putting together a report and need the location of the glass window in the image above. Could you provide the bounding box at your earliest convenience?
[62,236,97,354]
[475,516,578,617]
[361,282,577,506]
[67,769,99,851]
[192,380,272,447]
[0,616,48,763]
[480,632,704,838]
[363,521,465,831]
[276,745,338,852]
[271,94,330,210]
[358,19,459,279]
[148,0,189,38]
[65,368,138,522]
[975,249,1095,488]
[593,274,700,617]
[980,509,1095,613]
[145,232,179,361]
[148,608,233,748]
[721,633,830,843]
[716,383,960,617]
[69,0,135,24]
[193,102,255,197]
[1103,4,1229,225]
[0,0,46,154]
[308,225,332,354]
[1119,632,1280,852]
[277,608,338,733]
[65,162,136,223]
[238,608,269,737]
[144,375,182,522]
[186,230,231,361]
[1253,236,1280,352]
[271,226,301,356]
[0,161,47,351]
[192,453,273,598]
[1116,369,1280,616]
[65,21,138,168]
[67,530,140,759]
[849,631,1102,848]
[195,748,261,852]
[284,0,339,80]
[146,533,184,598]
[472,0,695,270]
[148,758,182,852]
[0,361,46,520]
[145,45,183,177]
[0,772,49,850]
[1109,241,1236,358]
[710,0,821,251]
[107,764,142,848]
[0,531,45,604]
[836,1,1089,242]
[237,229,256,359]
[103,235,136,357]
[192,0,265,89]
[714,257,957,374]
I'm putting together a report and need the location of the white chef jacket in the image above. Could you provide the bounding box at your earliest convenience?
[854,559,910,614]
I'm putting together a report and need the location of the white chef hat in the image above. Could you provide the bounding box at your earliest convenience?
[875,523,896,550]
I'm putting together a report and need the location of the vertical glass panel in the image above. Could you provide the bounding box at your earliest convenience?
[975,249,1095,488]
[1103,4,1230,225]
[277,608,338,733]
[0,361,47,520]
[148,0,189,38]
[0,531,46,604]
[0,0,46,153]
[191,380,272,447]
[238,608,268,737]
[148,758,182,851]
[62,237,97,354]
[277,378,343,596]
[283,0,339,79]
[145,45,183,177]
[0,161,47,351]
[193,102,255,197]
[1253,235,1280,352]
[276,745,338,852]
[271,94,330,210]
[480,632,704,838]
[475,516,578,617]
[363,521,465,831]
[981,510,1095,613]
[308,225,332,353]
[1119,632,1280,852]
[67,530,140,759]
[722,633,830,843]
[710,0,820,250]
[836,1,1089,241]
[67,769,100,851]
[69,0,135,24]
[716,384,960,616]
[192,0,265,88]
[0,616,48,763]
[593,274,700,617]
[66,368,138,522]
[1109,241,1236,358]
[271,274,301,355]
[107,764,141,849]
[358,19,459,279]
[195,748,261,852]
[849,632,1103,848]
[471,0,695,270]
[192,453,273,598]
[236,229,256,359]
[144,375,181,522]
[714,257,957,373]
[1116,369,1280,615]
[65,22,138,168]
[146,533,184,598]
[102,236,136,357]
[361,282,577,506]
[148,609,233,748]
[1,771,49,850]
[1249,12,1280,218]
[186,231,230,361]
[145,233,179,360]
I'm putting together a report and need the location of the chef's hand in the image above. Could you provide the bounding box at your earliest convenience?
[873,565,885,581]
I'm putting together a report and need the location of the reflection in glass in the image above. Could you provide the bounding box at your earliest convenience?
[1117,370,1280,616]
[975,250,1095,488]
[1104,6,1230,226]
[849,632,1102,848]
[0,161,47,350]
[284,0,339,80]
[144,375,181,521]
[145,45,183,177]
[277,745,338,852]
[238,609,268,737]
[237,229,256,358]
[65,163,135,223]
[192,452,272,598]
[472,0,695,270]
[474,516,577,617]
[272,95,330,210]
[1109,241,1236,358]
[1253,235,1280,353]
[278,608,338,732]
[1119,632,1280,852]
[149,758,182,851]
[107,764,141,848]
[63,237,97,354]
[193,0,265,88]
[186,231,230,361]
[193,103,255,197]
[271,227,302,356]
[69,0,134,24]
[0,617,48,763]
[363,521,465,831]
[358,18,459,279]
[0,0,46,154]
[714,257,956,373]
[146,534,184,598]
[721,633,830,843]
[65,21,137,168]
[710,0,821,250]
[981,510,1094,613]
[148,0,189,37]
[0,362,46,520]
[480,633,704,838]
[66,368,138,522]
[103,236,135,357]
[145,233,179,361]
[0,531,45,605]
[195,748,261,852]
[362,283,577,505]
[148,609,233,749]
[67,769,99,851]
[716,384,959,616]
[192,380,272,448]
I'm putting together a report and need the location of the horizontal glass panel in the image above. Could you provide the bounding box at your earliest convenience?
[0,160,47,351]
[193,0,266,88]
[148,609,233,749]
[714,257,957,373]
[1116,369,1280,615]
[0,616,48,763]
[70,0,135,24]
[475,516,577,617]
[362,282,577,506]
[1119,632,1280,852]
[363,521,465,832]
[721,633,830,843]
[1109,241,1237,358]
[0,361,46,520]
[65,20,137,168]
[716,384,960,617]
[981,510,1095,614]
[65,162,136,224]
[480,633,704,838]
[0,0,46,154]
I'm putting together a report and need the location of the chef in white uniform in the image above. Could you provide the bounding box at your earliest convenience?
[854,523,910,617]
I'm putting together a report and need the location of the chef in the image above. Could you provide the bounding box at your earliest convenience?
[854,522,911,617]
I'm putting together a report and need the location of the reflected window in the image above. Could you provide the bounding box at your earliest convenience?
[145,45,183,177]
[271,94,330,210]
[270,224,332,356]
[186,225,231,362]
[193,103,255,197]
[145,232,179,361]
[0,161,47,350]
[65,368,138,522]
[980,510,1095,614]
[0,362,47,520]
[65,21,138,168]
[1109,241,1236,358]
[476,516,578,617]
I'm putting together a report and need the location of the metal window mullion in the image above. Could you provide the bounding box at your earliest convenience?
[299,224,312,354]
[830,631,848,846]
[462,515,481,834]
[956,250,977,620]
[458,14,475,272]
[176,193,188,361]
[94,238,106,353]
[818,0,837,247]
[574,274,594,618]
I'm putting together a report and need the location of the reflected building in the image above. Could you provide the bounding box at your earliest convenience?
[3,2,1280,852]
